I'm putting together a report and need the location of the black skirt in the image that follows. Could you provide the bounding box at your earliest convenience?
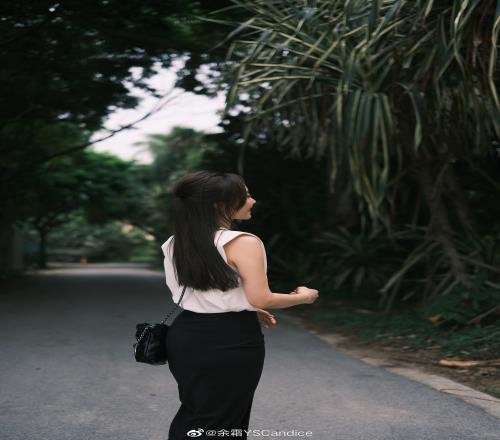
[166,309,266,440]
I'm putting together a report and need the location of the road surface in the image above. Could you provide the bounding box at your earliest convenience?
[0,264,499,440]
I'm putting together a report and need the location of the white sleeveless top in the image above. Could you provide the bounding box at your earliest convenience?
[160,229,266,313]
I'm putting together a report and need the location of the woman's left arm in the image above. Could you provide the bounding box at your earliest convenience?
[255,309,277,328]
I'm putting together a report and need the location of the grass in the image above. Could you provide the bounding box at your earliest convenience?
[303,298,500,360]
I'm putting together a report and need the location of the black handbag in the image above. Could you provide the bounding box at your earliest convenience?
[133,285,187,365]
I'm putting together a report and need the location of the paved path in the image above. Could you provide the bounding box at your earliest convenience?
[0,264,499,440]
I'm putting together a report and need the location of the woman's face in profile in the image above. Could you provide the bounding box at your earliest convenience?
[232,186,256,220]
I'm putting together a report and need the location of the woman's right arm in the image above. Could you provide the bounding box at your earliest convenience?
[226,235,319,309]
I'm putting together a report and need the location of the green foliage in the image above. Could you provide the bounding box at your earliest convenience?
[1,1,177,128]
[226,1,499,225]
[422,271,500,329]
[267,246,321,293]
[18,148,155,267]
[311,226,414,294]
[46,213,157,263]
[23,149,147,226]
[142,127,218,187]
[218,0,500,328]
[0,1,238,226]
[136,126,218,245]
[308,303,500,360]
[75,151,153,224]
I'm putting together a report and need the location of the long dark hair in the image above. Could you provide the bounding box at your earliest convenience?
[168,170,248,291]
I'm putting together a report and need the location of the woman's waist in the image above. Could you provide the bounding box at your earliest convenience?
[173,286,258,312]
[169,310,264,342]
[178,299,259,314]
[178,309,257,318]
[173,309,259,328]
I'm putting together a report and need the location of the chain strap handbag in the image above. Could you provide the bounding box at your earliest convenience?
[133,285,187,365]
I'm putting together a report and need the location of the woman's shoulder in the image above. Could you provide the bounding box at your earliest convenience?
[221,231,265,259]
[223,231,266,268]
[220,230,263,245]
[160,235,174,257]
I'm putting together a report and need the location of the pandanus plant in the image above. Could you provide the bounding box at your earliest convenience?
[219,0,500,318]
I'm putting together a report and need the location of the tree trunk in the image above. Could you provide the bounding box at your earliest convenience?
[443,164,478,238]
[415,161,472,289]
[323,153,360,231]
[37,227,48,269]
[0,215,11,277]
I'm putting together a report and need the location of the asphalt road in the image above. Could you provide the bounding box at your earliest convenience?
[0,264,499,440]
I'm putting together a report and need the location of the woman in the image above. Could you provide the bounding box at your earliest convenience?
[162,170,319,440]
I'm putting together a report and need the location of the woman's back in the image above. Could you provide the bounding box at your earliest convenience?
[161,229,267,313]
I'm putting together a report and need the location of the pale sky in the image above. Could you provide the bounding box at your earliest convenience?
[91,61,226,164]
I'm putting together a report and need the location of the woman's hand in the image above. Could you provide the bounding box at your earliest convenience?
[290,286,319,304]
[256,309,277,329]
